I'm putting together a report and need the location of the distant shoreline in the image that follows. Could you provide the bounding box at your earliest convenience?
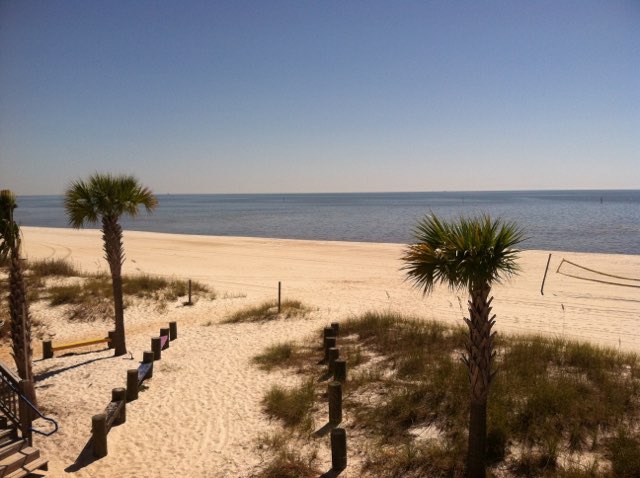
[19,225,640,257]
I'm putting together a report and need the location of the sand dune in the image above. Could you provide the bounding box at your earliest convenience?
[2,226,638,477]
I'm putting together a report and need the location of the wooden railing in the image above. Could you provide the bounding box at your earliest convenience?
[0,360,58,444]
[0,364,22,427]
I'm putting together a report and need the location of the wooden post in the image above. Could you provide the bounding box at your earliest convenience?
[324,336,336,362]
[92,413,108,458]
[334,359,347,383]
[126,369,138,402]
[540,253,552,296]
[42,340,53,360]
[331,428,347,471]
[331,322,340,336]
[323,326,336,340]
[169,321,177,340]
[328,381,342,425]
[278,281,281,313]
[187,279,193,305]
[160,328,170,349]
[143,351,154,379]
[112,388,126,425]
[151,337,162,361]
[328,347,340,373]
[107,330,115,349]
[17,380,33,446]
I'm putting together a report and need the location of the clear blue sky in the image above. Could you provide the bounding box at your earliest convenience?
[1,0,638,195]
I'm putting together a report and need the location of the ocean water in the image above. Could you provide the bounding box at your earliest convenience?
[13,190,640,254]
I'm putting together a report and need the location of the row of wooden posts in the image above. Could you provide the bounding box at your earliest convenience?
[91,322,178,458]
[323,322,347,472]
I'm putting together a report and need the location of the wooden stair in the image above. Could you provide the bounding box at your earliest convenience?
[0,419,47,478]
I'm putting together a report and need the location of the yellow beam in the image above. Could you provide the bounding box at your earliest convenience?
[52,337,110,352]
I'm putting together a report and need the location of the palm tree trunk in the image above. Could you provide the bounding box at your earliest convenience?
[463,285,496,478]
[102,216,127,356]
[8,251,36,404]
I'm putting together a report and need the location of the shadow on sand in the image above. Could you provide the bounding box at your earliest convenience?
[35,355,114,382]
[64,437,99,472]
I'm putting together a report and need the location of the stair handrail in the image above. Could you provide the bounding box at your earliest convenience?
[0,361,59,438]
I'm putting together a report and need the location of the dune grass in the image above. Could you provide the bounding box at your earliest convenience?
[224,300,310,323]
[262,379,315,429]
[253,342,295,371]
[4,258,215,322]
[253,433,320,478]
[254,311,640,477]
[28,258,81,278]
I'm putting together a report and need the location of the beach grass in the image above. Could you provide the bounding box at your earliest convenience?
[0,258,215,322]
[28,258,81,278]
[254,311,640,477]
[262,378,315,429]
[223,299,310,323]
[252,342,295,371]
[254,433,320,478]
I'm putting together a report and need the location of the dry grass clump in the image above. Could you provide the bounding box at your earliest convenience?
[28,258,81,278]
[224,300,310,324]
[252,433,320,478]
[252,342,295,371]
[253,311,640,477]
[8,258,215,323]
[262,378,315,429]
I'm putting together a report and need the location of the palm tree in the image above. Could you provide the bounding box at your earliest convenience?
[0,190,36,402]
[403,214,524,478]
[64,174,157,356]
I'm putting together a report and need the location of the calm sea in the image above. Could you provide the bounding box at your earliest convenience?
[13,191,640,255]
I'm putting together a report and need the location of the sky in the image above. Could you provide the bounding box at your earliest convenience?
[1,1,638,195]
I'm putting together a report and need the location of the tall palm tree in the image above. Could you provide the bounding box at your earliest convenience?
[403,214,524,478]
[64,174,157,356]
[0,190,36,402]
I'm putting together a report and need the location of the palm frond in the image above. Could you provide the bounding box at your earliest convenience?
[64,173,157,227]
[403,213,526,294]
[0,190,20,257]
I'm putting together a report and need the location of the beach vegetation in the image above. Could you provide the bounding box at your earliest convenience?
[403,213,525,478]
[28,258,81,278]
[254,311,640,477]
[16,257,213,320]
[262,378,315,429]
[224,299,310,323]
[252,342,295,371]
[64,173,158,355]
[254,432,320,478]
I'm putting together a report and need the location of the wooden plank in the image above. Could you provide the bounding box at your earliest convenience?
[52,337,110,352]
[160,335,168,350]
[103,401,123,431]
[5,456,48,478]
[137,363,152,384]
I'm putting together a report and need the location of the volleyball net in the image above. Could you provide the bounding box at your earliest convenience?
[556,258,640,289]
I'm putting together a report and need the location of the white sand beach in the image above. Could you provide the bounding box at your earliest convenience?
[3,226,639,477]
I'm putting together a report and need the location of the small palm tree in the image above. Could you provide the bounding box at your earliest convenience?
[0,190,36,402]
[64,174,157,356]
[403,214,524,478]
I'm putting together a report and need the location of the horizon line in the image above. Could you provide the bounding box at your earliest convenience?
[14,187,640,197]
